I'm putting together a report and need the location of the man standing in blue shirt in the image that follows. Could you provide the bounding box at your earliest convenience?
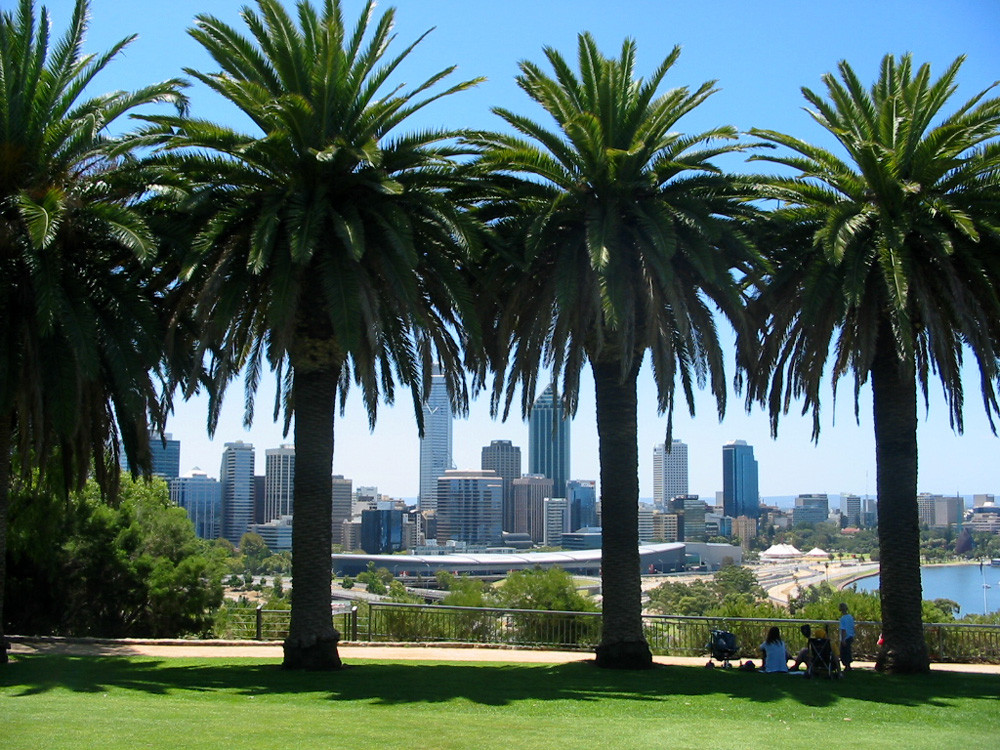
[839,602,856,671]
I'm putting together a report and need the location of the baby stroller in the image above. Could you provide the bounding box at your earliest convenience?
[805,635,842,679]
[705,629,739,668]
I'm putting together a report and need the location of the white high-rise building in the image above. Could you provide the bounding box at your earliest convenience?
[542,497,570,547]
[419,365,453,512]
[653,439,688,507]
[264,444,295,522]
[220,441,255,545]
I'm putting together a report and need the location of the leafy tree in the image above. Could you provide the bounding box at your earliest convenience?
[957,610,1000,626]
[385,580,422,604]
[648,565,771,617]
[708,598,786,620]
[712,564,765,601]
[744,54,1000,673]
[146,0,481,670]
[5,475,222,637]
[931,598,961,619]
[647,579,718,617]
[357,563,390,596]
[441,577,491,608]
[240,532,270,561]
[470,34,758,669]
[0,0,186,662]
[494,568,596,613]
[435,571,457,590]
[490,568,597,647]
[261,553,292,575]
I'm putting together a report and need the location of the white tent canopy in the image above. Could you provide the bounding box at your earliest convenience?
[805,547,830,558]
[761,543,802,559]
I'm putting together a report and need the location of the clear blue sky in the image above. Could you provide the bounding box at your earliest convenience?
[44,0,1000,500]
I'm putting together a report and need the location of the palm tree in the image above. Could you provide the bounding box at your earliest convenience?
[0,0,185,662]
[744,54,1000,674]
[146,0,481,669]
[468,35,759,669]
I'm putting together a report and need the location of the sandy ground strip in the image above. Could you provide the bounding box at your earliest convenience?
[8,637,999,674]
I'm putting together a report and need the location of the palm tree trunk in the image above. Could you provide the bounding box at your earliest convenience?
[871,328,930,674]
[592,359,653,669]
[282,363,342,670]
[0,417,9,665]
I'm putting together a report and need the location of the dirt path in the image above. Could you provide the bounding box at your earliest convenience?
[8,636,999,674]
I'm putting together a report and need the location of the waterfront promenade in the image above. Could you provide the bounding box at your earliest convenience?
[762,560,881,604]
[641,558,881,605]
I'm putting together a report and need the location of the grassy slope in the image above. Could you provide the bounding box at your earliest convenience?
[2,656,998,749]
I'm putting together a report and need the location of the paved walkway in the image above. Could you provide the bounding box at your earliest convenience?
[8,636,999,675]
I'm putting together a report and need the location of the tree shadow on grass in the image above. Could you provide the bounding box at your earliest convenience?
[1,655,995,711]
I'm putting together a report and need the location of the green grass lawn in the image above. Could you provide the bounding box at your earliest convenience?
[2,655,998,749]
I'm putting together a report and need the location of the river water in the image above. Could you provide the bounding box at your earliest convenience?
[851,563,1000,616]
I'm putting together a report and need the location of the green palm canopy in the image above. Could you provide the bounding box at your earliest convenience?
[0,0,186,664]
[146,0,482,669]
[469,34,760,669]
[744,54,1000,674]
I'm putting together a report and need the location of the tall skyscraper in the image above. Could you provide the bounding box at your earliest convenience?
[436,469,503,545]
[481,440,521,532]
[331,474,353,545]
[419,365,453,512]
[170,468,222,539]
[653,439,688,506]
[528,384,570,498]
[220,440,255,544]
[511,474,554,542]
[264,444,295,522]
[566,479,598,531]
[722,440,759,519]
[149,432,181,479]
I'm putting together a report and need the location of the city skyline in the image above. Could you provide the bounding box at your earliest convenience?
[57,0,1000,503]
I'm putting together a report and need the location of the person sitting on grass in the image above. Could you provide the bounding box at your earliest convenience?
[790,623,811,671]
[759,626,791,673]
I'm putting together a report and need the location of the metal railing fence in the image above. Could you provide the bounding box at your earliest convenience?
[354,602,1000,663]
[365,602,601,649]
[214,605,358,641]
[229,603,1000,663]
